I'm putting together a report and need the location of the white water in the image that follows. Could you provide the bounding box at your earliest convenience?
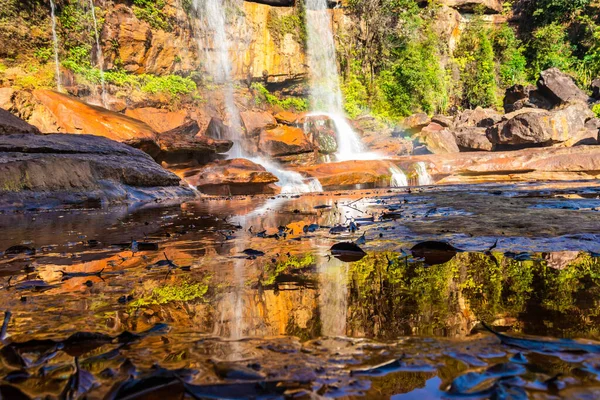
[416,161,433,186]
[249,157,323,194]
[192,0,243,158]
[390,165,408,188]
[49,0,62,92]
[305,0,372,161]
[89,0,107,108]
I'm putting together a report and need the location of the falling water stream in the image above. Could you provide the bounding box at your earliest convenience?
[49,0,62,92]
[88,0,107,108]
[305,0,374,161]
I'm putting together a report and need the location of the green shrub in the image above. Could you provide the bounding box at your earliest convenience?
[528,23,575,80]
[593,103,600,118]
[250,82,307,111]
[492,24,527,87]
[34,47,54,63]
[132,0,171,31]
[142,74,197,96]
[267,5,306,46]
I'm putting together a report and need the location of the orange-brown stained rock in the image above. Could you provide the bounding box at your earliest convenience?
[125,107,188,133]
[31,90,157,145]
[240,111,277,136]
[298,160,398,188]
[181,158,280,195]
[274,111,299,125]
[259,125,313,157]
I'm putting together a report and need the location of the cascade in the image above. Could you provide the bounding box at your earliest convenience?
[49,0,62,92]
[389,165,408,188]
[416,162,433,186]
[305,0,375,161]
[191,0,322,194]
[191,0,243,158]
[89,0,107,108]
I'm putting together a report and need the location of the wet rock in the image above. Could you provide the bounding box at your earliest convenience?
[181,158,280,196]
[259,125,313,157]
[240,111,277,136]
[0,109,40,135]
[537,68,591,107]
[455,107,502,128]
[298,160,400,189]
[402,113,431,134]
[453,127,493,152]
[417,123,460,154]
[203,117,232,141]
[487,102,594,148]
[0,134,192,211]
[124,108,188,133]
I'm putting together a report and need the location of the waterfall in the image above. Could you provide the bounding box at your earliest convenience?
[192,0,243,158]
[416,162,433,186]
[305,0,373,161]
[89,0,107,108]
[390,165,408,188]
[249,157,323,194]
[49,0,62,92]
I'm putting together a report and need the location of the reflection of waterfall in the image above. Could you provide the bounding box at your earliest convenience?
[192,0,243,158]
[416,162,433,186]
[305,1,371,161]
[50,0,62,92]
[250,157,323,194]
[89,0,107,108]
[318,255,348,337]
[390,166,408,188]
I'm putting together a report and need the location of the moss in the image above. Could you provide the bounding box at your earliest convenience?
[129,279,210,309]
[267,3,306,46]
[251,82,307,111]
[132,0,172,31]
[1,171,31,192]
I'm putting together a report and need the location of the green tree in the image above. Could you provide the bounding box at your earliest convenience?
[528,23,575,79]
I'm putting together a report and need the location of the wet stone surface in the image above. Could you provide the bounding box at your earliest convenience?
[1,182,600,398]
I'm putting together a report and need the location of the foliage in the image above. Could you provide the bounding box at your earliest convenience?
[454,16,499,109]
[34,47,54,63]
[251,82,308,111]
[530,0,592,26]
[342,61,370,118]
[262,254,315,286]
[132,0,171,31]
[492,24,527,87]
[527,23,575,80]
[129,279,209,309]
[593,103,600,118]
[267,4,306,46]
[142,74,197,96]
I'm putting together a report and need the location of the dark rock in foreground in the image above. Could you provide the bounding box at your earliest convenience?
[0,108,40,135]
[0,134,194,211]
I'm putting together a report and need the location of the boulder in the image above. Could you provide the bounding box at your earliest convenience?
[431,114,454,128]
[154,121,233,167]
[300,114,338,154]
[487,102,594,148]
[455,107,502,128]
[503,84,553,112]
[298,160,402,190]
[0,109,40,135]
[592,79,600,100]
[0,88,15,110]
[417,123,460,154]
[240,111,277,136]
[274,111,299,125]
[181,158,280,195]
[27,90,157,146]
[402,113,431,134]
[453,127,493,152]
[203,117,232,141]
[537,68,591,106]
[124,107,188,133]
[442,0,502,14]
[259,125,313,157]
[0,133,192,211]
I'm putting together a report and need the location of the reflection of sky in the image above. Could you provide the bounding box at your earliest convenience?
[391,377,444,399]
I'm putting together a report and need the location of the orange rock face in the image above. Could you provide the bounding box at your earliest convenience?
[31,90,157,145]
[125,108,188,133]
[181,158,281,195]
[274,111,300,125]
[241,111,278,136]
[298,160,400,188]
[259,125,314,157]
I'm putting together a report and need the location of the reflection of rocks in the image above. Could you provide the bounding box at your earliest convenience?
[543,251,581,270]
[0,133,192,210]
[181,158,280,195]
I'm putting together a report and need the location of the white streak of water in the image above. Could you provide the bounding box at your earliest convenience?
[390,166,408,188]
[89,0,107,108]
[305,1,370,161]
[416,161,433,186]
[50,0,62,92]
[249,157,323,194]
